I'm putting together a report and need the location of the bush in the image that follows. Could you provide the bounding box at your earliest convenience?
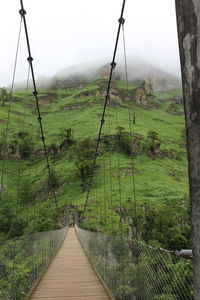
[19,135,35,159]
[59,128,76,151]
[70,138,96,191]
[141,130,161,157]
[19,177,34,206]
[115,126,132,155]
[0,87,9,107]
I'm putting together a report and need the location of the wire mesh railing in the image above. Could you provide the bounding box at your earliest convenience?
[0,226,68,300]
[76,226,193,300]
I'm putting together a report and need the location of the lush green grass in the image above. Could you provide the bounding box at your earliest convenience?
[154,89,182,100]
[0,80,190,248]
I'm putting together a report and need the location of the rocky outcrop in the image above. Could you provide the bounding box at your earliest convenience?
[38,93,57,104]
[96,80,126,103]
[134,87,148,106]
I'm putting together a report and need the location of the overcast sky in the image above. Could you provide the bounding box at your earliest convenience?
[0,0,180,87]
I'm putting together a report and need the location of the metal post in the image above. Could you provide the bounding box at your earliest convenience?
[175,1,200,298]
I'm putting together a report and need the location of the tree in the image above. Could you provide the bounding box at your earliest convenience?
[70,138,96,191]
[19,177,34,206]
[19,135,35,159]
[0,87,9,107]
[176,1,200,297]
[115,126,132,155]
[59,128,76,151]
[0,200,25,239]
[141,130,161,157]
[0,202,14,235]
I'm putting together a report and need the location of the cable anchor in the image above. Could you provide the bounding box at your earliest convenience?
[19,8,26,16]
[110,61,117,68]
[118,17,125,24]
[27,56,33,63]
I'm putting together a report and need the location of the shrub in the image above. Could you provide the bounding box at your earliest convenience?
[19,136,35,159]
[70,138,96,191]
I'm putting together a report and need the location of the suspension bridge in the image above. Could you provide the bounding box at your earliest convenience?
[0,0,198,299]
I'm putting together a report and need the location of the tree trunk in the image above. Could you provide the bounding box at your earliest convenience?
[175,1,200,298]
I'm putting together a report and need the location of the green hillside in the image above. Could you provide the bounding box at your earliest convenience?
[0,79,190,250]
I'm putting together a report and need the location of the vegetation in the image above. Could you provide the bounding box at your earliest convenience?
[0,78,191,299]
[0,79,189,250]
[0,87,9,107]
[78,227,193,300]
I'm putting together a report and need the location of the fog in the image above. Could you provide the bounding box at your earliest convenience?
[0,0,180,87]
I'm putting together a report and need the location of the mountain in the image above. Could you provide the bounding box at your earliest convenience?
[0,77,190,251]
[55,57,182,92]
[12,57,181,92]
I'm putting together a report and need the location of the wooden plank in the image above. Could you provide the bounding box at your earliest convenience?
[29,228,111,300]
[31,295,108,300]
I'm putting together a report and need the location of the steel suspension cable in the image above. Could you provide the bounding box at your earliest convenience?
[15,80,29,227]
[81,0,126,222]
[16,66,31,224]
[0,17,23,199]
[122,22,138,238]
[107,106,114,234]
[19,0,64,226]
[114,83,123,236]
[103,148,107,232]
[11,65,32,297]
[102,124,107,233]
[24,66,32,225]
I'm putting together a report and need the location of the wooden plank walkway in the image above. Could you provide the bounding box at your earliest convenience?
[29,227,111,300]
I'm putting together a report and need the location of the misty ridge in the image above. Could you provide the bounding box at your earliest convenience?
[13,56,182,92]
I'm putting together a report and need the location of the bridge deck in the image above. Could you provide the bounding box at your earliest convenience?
[29,227,111,300]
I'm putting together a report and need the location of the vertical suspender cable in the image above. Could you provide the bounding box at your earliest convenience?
[107,105,114,234]
[122,23,138,239]
[24,66,31,225]
[114,87,123,236]
[0,18,23,199]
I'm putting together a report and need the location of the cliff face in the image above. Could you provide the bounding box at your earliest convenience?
[134,87,148,105]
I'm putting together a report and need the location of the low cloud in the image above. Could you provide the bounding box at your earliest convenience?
[0,0,180,87]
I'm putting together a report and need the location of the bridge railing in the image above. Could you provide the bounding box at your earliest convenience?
[76,226,193,300]
[0,226,68,300]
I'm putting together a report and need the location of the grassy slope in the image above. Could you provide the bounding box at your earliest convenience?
[0,81,190,247]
